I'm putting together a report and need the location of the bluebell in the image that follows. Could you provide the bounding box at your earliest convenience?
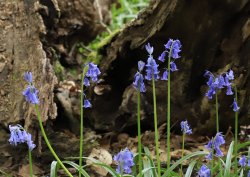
[232,98,240,112]
[161,70,168,81]
[239,155,246,167]
[164,39,181,59]
[205,132,225,160]
[180,120,192,135]
[83,99,92,108]
[198,164,211,177]
[86,62,101,82]
[145,56,159,81]
[113,148,134,174]
[24,72,33,83]
[23,86,39,104]
[133,72,146,93]
[145,43,154,55]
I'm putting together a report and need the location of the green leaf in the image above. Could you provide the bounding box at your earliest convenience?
[62,161,90,177]
[238,141,250,150]
[143,147,157,177]
[162,151,208,177]
[224,141,234,177]
[184,161,196,177]
[50,161,59,177]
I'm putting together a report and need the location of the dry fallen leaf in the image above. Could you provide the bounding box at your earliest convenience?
[86,148,112,176]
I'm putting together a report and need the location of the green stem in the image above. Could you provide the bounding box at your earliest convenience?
[215,92,219,132]
[79,67,88,177]
[234,86,238,174]
[167,48,171,169]
[137,91,142,177]
[180,133,185,175]
[152,78,161,177]
[34,105,73,177]
[28,150,33,177]
[211,140,214,177]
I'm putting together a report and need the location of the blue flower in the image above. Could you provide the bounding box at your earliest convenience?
[239,155,246,167]
[232,98,240,112]
[226,85,233,95]
[248,171,250,177]
[180,120,192,135]
[198,164,211,177]
[145,56,159,81]
[158,51,166,62]
[164,39,181,59]
[24,72,33,83]
[85,62,101,83]
[170,61,178,72]
[145,43,154,55]
[84,78,90,87]
[161,70,168,80]
[9,125,36,151]
[133,72,146,93]
[83,99,92,108]
[113,148,134,174]
[205,132,225,160]
[138,61,145,72]
[218,75,225,89]
[226,69,234,80]
[23,86,39,104]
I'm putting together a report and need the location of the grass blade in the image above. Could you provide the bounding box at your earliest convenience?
[162,151,208,177]
[224,141,234,177]
[184,161,196,177]
[50,161,59,177]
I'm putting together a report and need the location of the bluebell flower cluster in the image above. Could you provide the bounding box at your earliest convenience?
[9,124,36,151]
[133,61,146,92]
[158,39,181,81]
[83,62,101,108]
[113,148,134,174]
[204,70,234,99]
[22,72,39,104]
[205,132,225,160]
[180,120,192,135]
[198,164,211,177]
[145,56,160,81]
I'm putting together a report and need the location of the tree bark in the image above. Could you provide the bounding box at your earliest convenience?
[90,0,250,135]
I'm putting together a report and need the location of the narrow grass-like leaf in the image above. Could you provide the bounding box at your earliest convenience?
[224,141,234,177]
[238,141,250,150]
[239,169,244,177]
[162,151,208,177]
[142,154,152,177]
[50,161,59,177]
[144,147,157,177]
[184,161,196,177]
[62,161,90,177]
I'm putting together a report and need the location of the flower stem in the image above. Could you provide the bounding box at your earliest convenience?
[180,133,185,175]
[234,86,238,174]
[79,66,88,177]
[152,78,161,177]
[215,92,219,132]
[167,47,171,169]
[137,91,142,177]
[34,105,73,177]
[28,150,33,177]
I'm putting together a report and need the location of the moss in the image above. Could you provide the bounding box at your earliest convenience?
[54,60,65,81]
[84,29,121,64]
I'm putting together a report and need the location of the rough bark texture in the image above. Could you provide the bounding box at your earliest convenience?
[0,0,106,175]
[89,0,250,135]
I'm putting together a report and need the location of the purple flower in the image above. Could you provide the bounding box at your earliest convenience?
[133,72,146,93]
[158,51,166,62]
[232,98,240,112]
[113,148,134,174]
[239,155,246,167]
[83,99,92,108]
[9,125,36,151]
[180,120,192,135]
[145,43,154,55]
[170,61,178,72]
[164,39,181,59]
[84,78,90,87]
[23,85,39,104]
[138,61,145,72]
[218,75,225,89]
[226,86,233,95]
[24,72,33,83]
[145,56,159,81]
[85,62,101,83]
[205,132,225,160]
[161,70,168,81]
[205,86,216,100]
[226,69,234,80]
[198,164,211,177]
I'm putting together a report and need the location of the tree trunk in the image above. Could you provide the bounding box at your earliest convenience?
[89,0,250,135]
